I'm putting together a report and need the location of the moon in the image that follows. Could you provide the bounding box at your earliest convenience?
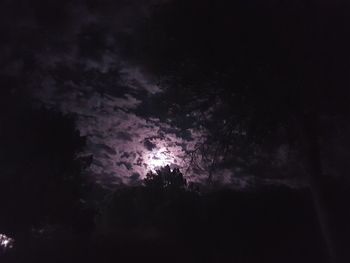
[145,147,177,171]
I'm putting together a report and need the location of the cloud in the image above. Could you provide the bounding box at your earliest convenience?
[0,0,308,189]
[0,0,211,187]
[33,65,202,185]
[143,139,157,151]
[116,161,133,170]
[115,131,133,141]
[91,143,117,156]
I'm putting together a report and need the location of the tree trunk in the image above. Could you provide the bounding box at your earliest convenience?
[299,113,342,263]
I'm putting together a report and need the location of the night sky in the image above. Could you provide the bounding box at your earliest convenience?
[0,0,334,188]
[1,0,196,186]
[1,0,350,262]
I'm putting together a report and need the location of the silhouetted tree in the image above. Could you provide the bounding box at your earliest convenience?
[98,166,201,240]
[0,103,93,237]
[144,165,187,191]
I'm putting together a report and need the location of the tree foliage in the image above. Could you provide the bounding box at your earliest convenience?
[144,165,187,191]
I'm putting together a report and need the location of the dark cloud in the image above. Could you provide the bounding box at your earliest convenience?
[115,131,133,141]
[93,159,104,168]
[120,152,131,159]
[134,157,144,167]
[92,143,117,155]
[116,161,133,170]
[130,172,140,181]
[143,139,156,151]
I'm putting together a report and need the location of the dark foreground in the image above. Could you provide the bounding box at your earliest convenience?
[0,187,337,263]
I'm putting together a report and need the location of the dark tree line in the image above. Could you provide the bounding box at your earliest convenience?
[93,166,330,263]
[0,91,95,239]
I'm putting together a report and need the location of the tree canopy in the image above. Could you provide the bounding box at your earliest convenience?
[0,102,92,235]
[144,165,187,191]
